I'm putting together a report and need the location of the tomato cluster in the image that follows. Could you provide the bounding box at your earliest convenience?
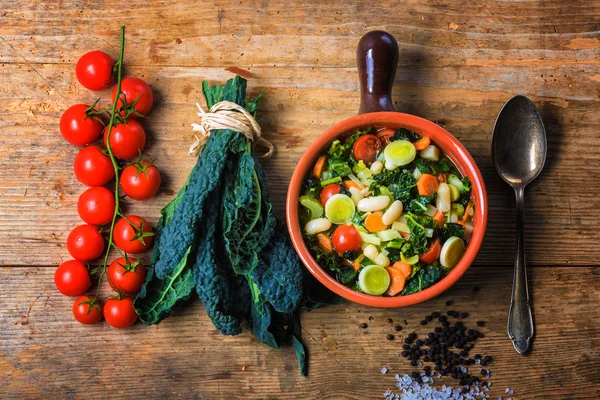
[55,48,161,328]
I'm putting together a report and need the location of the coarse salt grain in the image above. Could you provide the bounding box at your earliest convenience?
[381,367,388,374]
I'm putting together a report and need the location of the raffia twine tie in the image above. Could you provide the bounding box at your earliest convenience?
[189,101,274,158]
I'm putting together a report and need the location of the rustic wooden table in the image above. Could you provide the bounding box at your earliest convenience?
[1,1,599,399]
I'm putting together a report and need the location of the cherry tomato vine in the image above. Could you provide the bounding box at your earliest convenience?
[55,25,161,327]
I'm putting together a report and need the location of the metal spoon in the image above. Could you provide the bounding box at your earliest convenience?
[491,95,547,354]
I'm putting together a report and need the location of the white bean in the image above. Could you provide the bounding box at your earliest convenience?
[357,196,390,212]
[420,144,440,161]
[370,160,383,175]
[363,244,379,261]
[348,186,364,206]
[436,182,451,213]
[375,253,390,267]
[382,200,403,225]
[305,218,332,235]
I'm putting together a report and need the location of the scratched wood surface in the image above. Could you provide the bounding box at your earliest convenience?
[0,0,599,399]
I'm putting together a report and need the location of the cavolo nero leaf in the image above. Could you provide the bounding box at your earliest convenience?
[250,223,303,313]
[134,173,197,325]
[401,266,443,295]
[193,188,242,336]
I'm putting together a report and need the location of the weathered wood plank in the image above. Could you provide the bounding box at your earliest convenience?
[1,0,599,68]
[0,62,598,266]
[1,265,599,399]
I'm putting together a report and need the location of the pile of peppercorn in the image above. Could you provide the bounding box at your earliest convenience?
[398,305,492,387]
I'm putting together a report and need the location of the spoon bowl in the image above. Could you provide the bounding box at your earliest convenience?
[492,95,547,187]
[492,94,547,354]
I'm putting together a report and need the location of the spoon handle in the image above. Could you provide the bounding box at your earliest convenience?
[508,186,534,354]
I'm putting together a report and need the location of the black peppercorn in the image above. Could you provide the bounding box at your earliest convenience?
[401,351,408,357]
[410,360,418,367]
[386,334,394,341]
[460,312,468,318]
[476,320,485,327]
[420,320,427,326]
[402,344,410,350]
[431,312,440,318]
[445,300,453,306]
[394,325,402,331]
[425,315,433,322]
[387,318,393,324]
[359,323,368,329]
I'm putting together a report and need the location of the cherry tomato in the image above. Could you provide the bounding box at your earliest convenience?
[353,134,382,164]
[103,120,146,160]
[59,104,104,146]
[376,128,395,146]
[75,50,114,91]
[112,77,153,118]
[331,225,362,254]
[73,296,103,324]
[77,187,116,225]
[320,183,341,206]
[419,238,442,264]
[108,257,147,294]
[67,224,105,261]
[103,296,138,328]
[54,260,91,297]
[113,215,153,254]
[120,162,161,201]
[74,146,115,187]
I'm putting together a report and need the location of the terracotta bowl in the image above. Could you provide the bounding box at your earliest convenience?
[286,31,488,308]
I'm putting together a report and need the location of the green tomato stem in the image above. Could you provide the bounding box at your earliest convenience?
[94,25,126,300]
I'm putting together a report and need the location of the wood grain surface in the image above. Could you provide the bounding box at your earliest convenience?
[1,0,599,398]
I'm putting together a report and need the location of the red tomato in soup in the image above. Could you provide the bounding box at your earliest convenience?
[66,224,105,261]
[73,146,115,187]
[320,183,341,206]
[419,238,442,264]
[107,257,147,294]
[77,187,115,225]
[104,120,146,160]
[59,104,104,146]
[54,260,91,297]
[120,162,161,200]
[112,77,153,118]
[376,128,395,146]
[72,296,103,325]
[75,50,114,91]
[103,296,138,328]
[332,225,362,253]
[353,134,381,164]
[113,215,153,254]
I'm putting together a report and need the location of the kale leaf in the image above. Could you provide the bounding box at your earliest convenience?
[407,195,435,214]
[390,128,421,142]
[436,222,465,243]
[401,266,443,295]
[404,213,429,256]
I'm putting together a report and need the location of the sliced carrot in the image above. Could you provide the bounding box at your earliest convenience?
[413,136,431,151]
[312,154,327,179]
[391,261,412,279]
[419,238,441,264]
[433,210,445,228]
[353,254,364,271]
[417,174,440,196]
[462,200,473,223]
[385,266,406,296]
[316,233,333,253]
[343,179,362,191]
[365,213,387,232]
[436,172,447,183]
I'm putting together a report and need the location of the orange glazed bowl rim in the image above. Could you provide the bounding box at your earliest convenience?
[286,112,488,308]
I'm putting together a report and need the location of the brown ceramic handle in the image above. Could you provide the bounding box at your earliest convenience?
[357,31,399,115]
